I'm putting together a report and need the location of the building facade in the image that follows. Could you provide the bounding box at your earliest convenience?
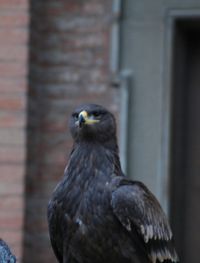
[0,0,118,262]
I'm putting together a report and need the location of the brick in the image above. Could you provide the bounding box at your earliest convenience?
[34,49,96,67]
[23,248,55,263]
[0,146,25,163]
[1,230,23,243]
[27,163,64,181]
[0,182,24,195]
[42,148,67,165]
[0,195,24,211]
[24,232,50,247]
[29,66,81,84]
[83,2,104,15]
[0,164,25,183]
[0,94,26,110]
[37,84,80,98]
[40,119,67,132]
[24,0,116,262]
[0,45,28,62]
[25,197,49,213]
[52,16,106,33]
[25,180,58,198]
[0,62,27,78]
[0,212,23,230]
[0,78,27,93]
[0,0,28,261]
[0,28,28,45]
[0,128,25,145]
[0,0,28,9]
[72,33,106,49]
[24,216,48,233]
[0,110,26,128]
[28,250,55,263]
[0,12,29,28]
[61,2,81,13]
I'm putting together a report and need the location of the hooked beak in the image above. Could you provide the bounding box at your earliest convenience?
[78,110,99,128]
[78,111,87,128]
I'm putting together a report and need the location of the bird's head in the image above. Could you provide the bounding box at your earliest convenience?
[69,104,117,144]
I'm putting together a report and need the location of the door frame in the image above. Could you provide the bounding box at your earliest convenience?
[161,8,200,214]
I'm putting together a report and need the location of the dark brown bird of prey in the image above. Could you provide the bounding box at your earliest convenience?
[47,104,179,263]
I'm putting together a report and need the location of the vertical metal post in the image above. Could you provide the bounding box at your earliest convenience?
[119,70,133,174]
[110,0,121,74]
[110,0,133,175]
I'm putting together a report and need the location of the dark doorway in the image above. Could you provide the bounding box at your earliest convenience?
[170,19,200,263]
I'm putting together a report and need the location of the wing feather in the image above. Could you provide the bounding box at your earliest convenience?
[111,179,179,262]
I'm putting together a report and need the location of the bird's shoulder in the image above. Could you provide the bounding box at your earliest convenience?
[110,177,179,262]
[110,177,170,236]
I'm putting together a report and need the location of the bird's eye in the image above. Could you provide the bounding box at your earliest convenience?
[92,111,101,118]
[72,113,79,120]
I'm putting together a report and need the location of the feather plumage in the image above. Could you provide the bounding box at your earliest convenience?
[47,104,179,263]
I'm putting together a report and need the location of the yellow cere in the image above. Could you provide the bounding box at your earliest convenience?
[79,110,88,119]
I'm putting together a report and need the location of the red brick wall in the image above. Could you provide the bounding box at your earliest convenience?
[0,0,29,261]
[24,0,119,262]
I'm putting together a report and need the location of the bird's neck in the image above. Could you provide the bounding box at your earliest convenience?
[66,140,122,182]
